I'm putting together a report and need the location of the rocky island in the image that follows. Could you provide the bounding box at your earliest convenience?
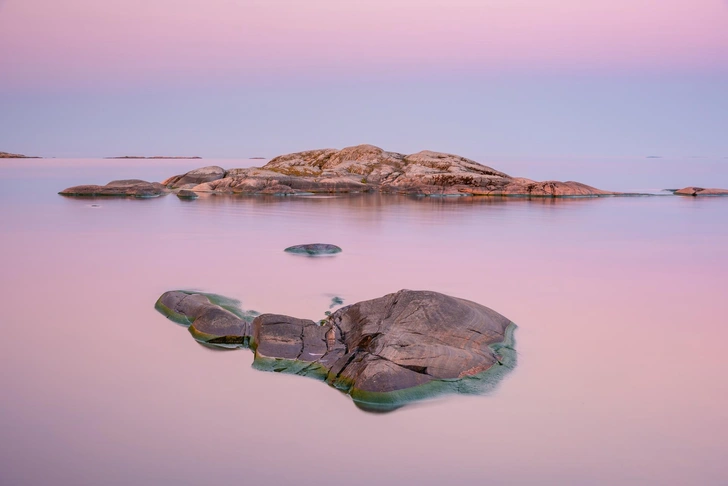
[155,289,517,412]
[59,144,728,198]
[60,144,616,197]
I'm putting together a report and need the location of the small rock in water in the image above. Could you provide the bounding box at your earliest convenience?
[177,189,199,199]
[284,243,342,255]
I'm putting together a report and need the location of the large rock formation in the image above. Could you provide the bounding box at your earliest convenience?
[155,289,517,412]
[675,187,728,196]
[59,179,169,198]
[159,144,615,197]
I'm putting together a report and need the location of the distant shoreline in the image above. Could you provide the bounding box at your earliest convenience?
[105,156,203,159]
[0,152,40,159]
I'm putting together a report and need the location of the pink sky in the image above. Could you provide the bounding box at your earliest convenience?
[1,0,727,89]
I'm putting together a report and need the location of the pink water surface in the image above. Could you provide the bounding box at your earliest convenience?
[1,159,727,485]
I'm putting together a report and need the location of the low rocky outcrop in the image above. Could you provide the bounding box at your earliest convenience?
[159,145,615,197]
[59,179,169,198]
[284,244,342,255]
[155,288,517,412]
[675,187,728,196]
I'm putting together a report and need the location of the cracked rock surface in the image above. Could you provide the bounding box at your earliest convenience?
[155,288,517,412]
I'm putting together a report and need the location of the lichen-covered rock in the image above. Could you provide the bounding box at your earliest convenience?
[675,186,728,196]
[284,244,342,255]
[155,288,517,412]
[59,179,169,198]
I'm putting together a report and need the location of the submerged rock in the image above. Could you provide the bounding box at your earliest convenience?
[176,189,199,199]
[674,187,728,196]
[284,243,342,255]
[59,179,168,198]
[155,288,517,412]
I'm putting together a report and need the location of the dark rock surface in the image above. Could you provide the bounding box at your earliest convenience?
[155,291,258,347]
[675,186,728,196]
[155,288,517,412]
[59,179,169,198]
[176,189,199,199]
[284,243,342,255]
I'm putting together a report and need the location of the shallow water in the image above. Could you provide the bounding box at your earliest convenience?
[1,157,727,485]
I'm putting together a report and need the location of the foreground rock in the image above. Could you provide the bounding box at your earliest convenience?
[59,179,169,198]
[284,243,342,255]
[675,187,728,196]
[160,144,616,197]
[155,288,517,412]
[155,291,258,347]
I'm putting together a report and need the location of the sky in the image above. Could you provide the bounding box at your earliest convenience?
[1,0,727,158]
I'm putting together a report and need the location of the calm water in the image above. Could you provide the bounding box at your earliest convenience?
[1,157,727,485]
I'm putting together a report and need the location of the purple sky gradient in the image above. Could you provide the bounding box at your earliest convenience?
[1,0,727,157]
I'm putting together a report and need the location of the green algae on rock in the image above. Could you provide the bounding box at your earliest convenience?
[284,243,342,255]
[154,288,517,412]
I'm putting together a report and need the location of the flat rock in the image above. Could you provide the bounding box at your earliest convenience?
[284,243,342,255]
[155,288,517,412]
[675,186,728,196]
[59,179,169,198]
